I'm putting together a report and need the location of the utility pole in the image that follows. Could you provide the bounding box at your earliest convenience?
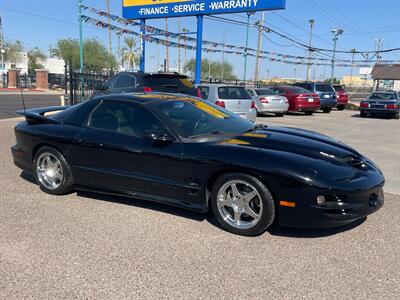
[0,15,4,77]
[350,48,356,86]
[117,34,121,68]
[182,28,189,73]
[375,38,384,63]
[221,26,233,82]
[106,0,112,54]
[78,0,84,72]
[165,18,169,72]
[243,12,254,83]
[306,19,315,82]
[254,12,265,83]
[330,28,344,84]
[177,18,181,73]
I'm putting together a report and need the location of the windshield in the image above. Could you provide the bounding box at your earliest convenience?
[144,75,194,89]
[255,89,278,96]
[218,86,252,99]
[315,84,335,93]
[333,85,345,92]
[150,98,254,138]
[369,93,396,100]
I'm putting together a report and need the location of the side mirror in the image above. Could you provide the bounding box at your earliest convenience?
[143,130,175,142]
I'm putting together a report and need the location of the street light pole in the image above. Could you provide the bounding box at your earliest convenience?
[254,12,265,83]
[243,12,254,83]
[306,19,315,82]
[78,0,84,72]
[330,28,343,84]
[221,26,233,82]
[350,48,356,86]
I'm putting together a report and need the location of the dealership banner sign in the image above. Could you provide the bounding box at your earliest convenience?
[123,0,286,19]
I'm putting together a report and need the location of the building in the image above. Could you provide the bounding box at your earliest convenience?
[371,64,400,91]
[341,75,373,87]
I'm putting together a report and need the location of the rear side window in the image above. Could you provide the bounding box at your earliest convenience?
[198,86,210,99]
[144,75,194,89]
[315,84,335,93]
[109,74,137,89]
[218,87,251,99]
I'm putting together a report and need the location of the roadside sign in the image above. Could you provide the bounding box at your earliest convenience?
[123,0,286,19]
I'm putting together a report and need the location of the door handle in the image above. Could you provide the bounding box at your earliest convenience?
[78,139,103,147]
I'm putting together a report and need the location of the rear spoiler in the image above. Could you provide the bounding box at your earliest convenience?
[16,106,70,125]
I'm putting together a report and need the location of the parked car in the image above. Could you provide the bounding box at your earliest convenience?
[332,84,349,111]
[293,82,337,113]
[12,93,384,236]
[246,88,289,117]
[92,72,200,98]
[359,91,400,119]
[268,86,320,115]
[198,84,257,122]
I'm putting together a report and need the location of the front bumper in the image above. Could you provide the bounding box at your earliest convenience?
[278,183,385,229]
[360,108,398,115]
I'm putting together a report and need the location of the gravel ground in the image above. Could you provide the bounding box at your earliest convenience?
[0,116,399,299]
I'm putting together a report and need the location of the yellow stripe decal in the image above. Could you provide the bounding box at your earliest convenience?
[123,0,191,7]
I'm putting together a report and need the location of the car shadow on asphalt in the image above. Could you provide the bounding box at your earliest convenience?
[20,171,367,238]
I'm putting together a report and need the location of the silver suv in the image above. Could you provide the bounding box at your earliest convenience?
[198,84,257,122]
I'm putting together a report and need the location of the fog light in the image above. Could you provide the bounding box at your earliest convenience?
[317,195,326,206]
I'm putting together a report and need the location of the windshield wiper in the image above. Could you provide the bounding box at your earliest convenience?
[189,130,231,139]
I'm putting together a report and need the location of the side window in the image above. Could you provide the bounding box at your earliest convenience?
[247,89,255,96]
[87,100,166,137]
[198,86,209,99]
[272,88,285,95]
[109,74,137,89]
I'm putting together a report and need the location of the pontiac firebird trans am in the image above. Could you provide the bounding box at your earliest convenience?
[11,93,384,236]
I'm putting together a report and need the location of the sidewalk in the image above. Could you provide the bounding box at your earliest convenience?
[0,88,64,95]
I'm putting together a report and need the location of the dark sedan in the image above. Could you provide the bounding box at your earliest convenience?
[11,93,384,236]
[359,92,400,119]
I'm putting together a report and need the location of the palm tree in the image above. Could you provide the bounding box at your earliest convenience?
[121,37,139,71]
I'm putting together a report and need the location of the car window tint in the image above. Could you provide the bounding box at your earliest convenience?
[288,87,310,94]
[87,100,165,137]
[218,87,251,99]
[112,74,137,89]
[198,86,210,99]
[315,84,335,93]
[333,85,345,92]
[369,93,396,100]
[144,75,194,89]
[255,89,277,96]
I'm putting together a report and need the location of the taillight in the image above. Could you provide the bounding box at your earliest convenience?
[259,97,269,103]
[336,94,340,99]
[143,86,152,93]
[251,101,256,109]
[197,88,202,98]
[360,102,369,108]
[386,103,397,109]
[215,100,226,108]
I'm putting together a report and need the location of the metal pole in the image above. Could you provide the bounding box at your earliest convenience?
[117,34,121,68]
[254,12,265,83]
[140,19,146,72]
[177,18,181,73]
[243,13,251,83]
[221,41,225,81]
[165,18,169,72]
[331,35,338,84]
[195,15,203,85]
[350,49,356,86]
[106,0,112,54]
[306,19,314,82]
[78,0,84,72]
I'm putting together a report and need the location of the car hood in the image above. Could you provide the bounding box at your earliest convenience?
[228,126,359,161]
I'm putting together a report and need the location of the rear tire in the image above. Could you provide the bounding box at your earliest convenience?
[210,173,275,236]
[322,108,332,113]
[304,111,314,116]
[360,111,367,118]
[33,146,74,195]
[337,105,346,111]
[393,111,400,119]
[275,113,284,117]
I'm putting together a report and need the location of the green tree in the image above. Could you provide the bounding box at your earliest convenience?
[27,47,46,74]
[121,37,139,71]
[184,58,236,80]
[4,40,24,66]
[51,38,117,72]
[324,78,341,84]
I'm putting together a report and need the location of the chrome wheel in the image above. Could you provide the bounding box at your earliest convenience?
[36,152,63,190]
[216,180,263,230]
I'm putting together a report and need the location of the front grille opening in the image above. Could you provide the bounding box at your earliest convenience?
[369,193,379,209]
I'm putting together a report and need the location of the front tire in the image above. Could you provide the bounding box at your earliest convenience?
[337,105,346,111]
[304,111,314,115]
[360,111,367,118]
[210,173,275,236]
[275,113,284,117]
[33,146,73,195]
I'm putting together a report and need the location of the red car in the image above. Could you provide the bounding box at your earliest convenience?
[332,85,349,111]
[269,86,320,115]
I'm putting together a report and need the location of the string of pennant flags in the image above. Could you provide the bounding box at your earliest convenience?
[81,15,378,68]
[80,5,389,68]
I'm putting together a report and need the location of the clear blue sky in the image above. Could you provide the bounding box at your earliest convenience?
[1,0,400,80]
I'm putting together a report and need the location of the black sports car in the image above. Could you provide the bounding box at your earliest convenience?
[11,93,385,236]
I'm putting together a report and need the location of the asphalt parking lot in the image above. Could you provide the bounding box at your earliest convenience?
[0,111,399,299]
